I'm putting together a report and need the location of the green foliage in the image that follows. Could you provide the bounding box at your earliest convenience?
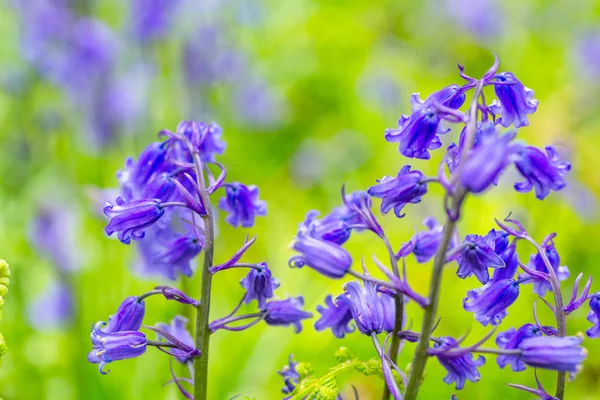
[0,259,9,368]
[288,347,403,400]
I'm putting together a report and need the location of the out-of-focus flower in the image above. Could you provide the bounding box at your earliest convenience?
[27,281,73,330]
[219,182,267,228]
[314,295,355,338]
[130,0,181,43]
[155,316,196,364]
[368,165,428,218]
[278,355,300,395]
[513,146,571,200]
[264,297,312,333]
[490,72,538,128]
[151,235,203,279]
[444,0,502,38]
[337,281,384,335]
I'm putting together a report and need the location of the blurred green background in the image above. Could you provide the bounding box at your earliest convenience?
[1,0,600,399]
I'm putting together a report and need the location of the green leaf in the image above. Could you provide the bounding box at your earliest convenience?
[0,259,9,368]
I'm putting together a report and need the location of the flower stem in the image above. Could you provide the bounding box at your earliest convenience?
[192,151,215,400]
[404,81,483,400]
[381,235,404,400]
[525,236,567,399]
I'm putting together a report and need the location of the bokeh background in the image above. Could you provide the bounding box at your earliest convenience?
[1,0,600,399]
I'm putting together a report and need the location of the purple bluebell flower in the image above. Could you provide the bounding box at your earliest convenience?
[264,297,312,333]
[489,72,538,128]
[198,122,226,162]
[367,165,428,218]
[487,228,509,254]
[385,85,465,159]
[88,326,147,374]
[219,182,267,228]
[104,198,166,244]
[129,142,170,191]
[130,0,181,42]
[513,146,571,200]
[433,337,485,390]
[522,236,569,297]
[380,292,400,333]
[154,286,200,307]
[519,335,587,373]
[496,324,543,371]
[155,316,196,364]
[152,235,203,279]
[278,355,299,395]
[102,296,146,333]
[340,189,384,237]
[444,0,501,39]
[490,242,519,282]
[289,234,352,279]
[241,263,280,309]
[574,31,600,80]
[463,279,519,326]
[460,131,517,193]
[300,210,351,245]
[398,217,457,263]
[337,281,384,335]
[457,234,505,284]
[143,173,176,202]
[314,295,355,338]
[27,281,73,330]
[586,296,600,338]
[445,121,498,174]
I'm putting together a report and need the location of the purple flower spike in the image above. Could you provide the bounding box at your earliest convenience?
[290,234,352,279]
[464,279,519,326]
[519,335,587,373]
[103,297,146,333]
[367,165,428,218]
[496,324,543,371]
[278,355,299,395]
[460,131,517,193]
[457,234,505,284]
[241,263,280,309]
[586,296,600,338]
[386,85,466,159]
[508,370,558,400]
[337,281,384,335]
[490,72,539,128]
[88,326,147,374]
[433,337,485,390]
[152,235,203,279]
[398,217,457,263]
[155,316,197,364]
[314,294,355,338]
[155,286,200,307]
[513,146,571,200]
[104,198,166,244]
[264,297,313,333]
[522,237,569,297]
[219,182,267,228]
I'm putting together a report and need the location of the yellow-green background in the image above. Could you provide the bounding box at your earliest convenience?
[1,0,600,399]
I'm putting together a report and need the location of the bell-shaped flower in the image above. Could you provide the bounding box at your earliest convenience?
[240,263,279,309]
[88,326,147,374]
[368,165,428,218]
[104,198,166,244]
[336,281,384,335]
[152,235,203,280]
[398,217,458,263]
[314,295,355,338]
[457,234,505,284]
[513,145,571,200]
[218,182,267,228]
[432,337,485,390]
[519,335,587,373]
[586,296,600,338]
[464,279,519,326]
[102,296,146,333]
[290,233,352,279]
[522,235,569,296]
[155,316,197,364]
[490,72,539,128]
[264,297,312,333]
[496,324,543,372]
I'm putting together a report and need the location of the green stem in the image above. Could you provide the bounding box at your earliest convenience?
[404,82,483,400]
[381,236,404,400]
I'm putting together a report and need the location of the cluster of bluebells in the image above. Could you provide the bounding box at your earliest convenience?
[90,122,311,398]
[279,55,594,400]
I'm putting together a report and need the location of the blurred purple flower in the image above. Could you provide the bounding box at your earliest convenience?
[27,281,73,330]
[155,316,196,364]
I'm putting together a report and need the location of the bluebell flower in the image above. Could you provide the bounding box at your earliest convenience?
[490,72,539,128]
[496,324,543,371]
[337,281,384,335]
[314,295,355,338]
[241,263,280,309]
[88,326,147,374]
[104,198,166,244]
[367,165,428,218]
[219,182,267,228]
[264,297,312,333]
[445,121,498,174]
[490,242,519,282]
[486,228,509,254]
[152,235,203,280]
[513,146,571,200]
[339,189,384,237]
[398,217,458,263]
[298,210,351,245]
[278,355,300,395]
[433,337,485,390]
[586,296,600,338]
[102,296,146,333]
[27,281,73,330]
[290,233,352,279]
[130,142,170,190]
[380,292,400,333]
[198,122,226,162]
[385,85,465,159]
[522,236,569,296]
[143,173,176,202]
[155,316,196,364]
[130,0,181,43]
[463,279,519,326]
[460,131,517,193]
[519,335,587,373]
[457,234,505,284]
[154,286,200,307]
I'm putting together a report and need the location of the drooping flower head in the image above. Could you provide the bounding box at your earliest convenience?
[314,295,355,338]
[240,263,280,309]
[519,335,587,373]
[299,210,351,245]
[463,279,519,326]
[151,235,203,280]
[457,234,505,284]
[522,235,569,296]
[336,281,384,335]
[496,324,544,372]
[489,72,538,128]
[586,296,600,338]
[264,297,312,333]
[385,85,466,159]
[88,326,147,374]
[102,297,146,333]
[398,217,458,263]
[433,337,485,390]
[367,165,428,218]
[104,198,166,244]
[289,233,352,279]
[27,281,73,330]
[339,189,384,237]
[219,182,267,228]
[490,242,519,282]
[513,146,571,200]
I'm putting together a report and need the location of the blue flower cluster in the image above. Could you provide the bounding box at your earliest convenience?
[280,54,593,400]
